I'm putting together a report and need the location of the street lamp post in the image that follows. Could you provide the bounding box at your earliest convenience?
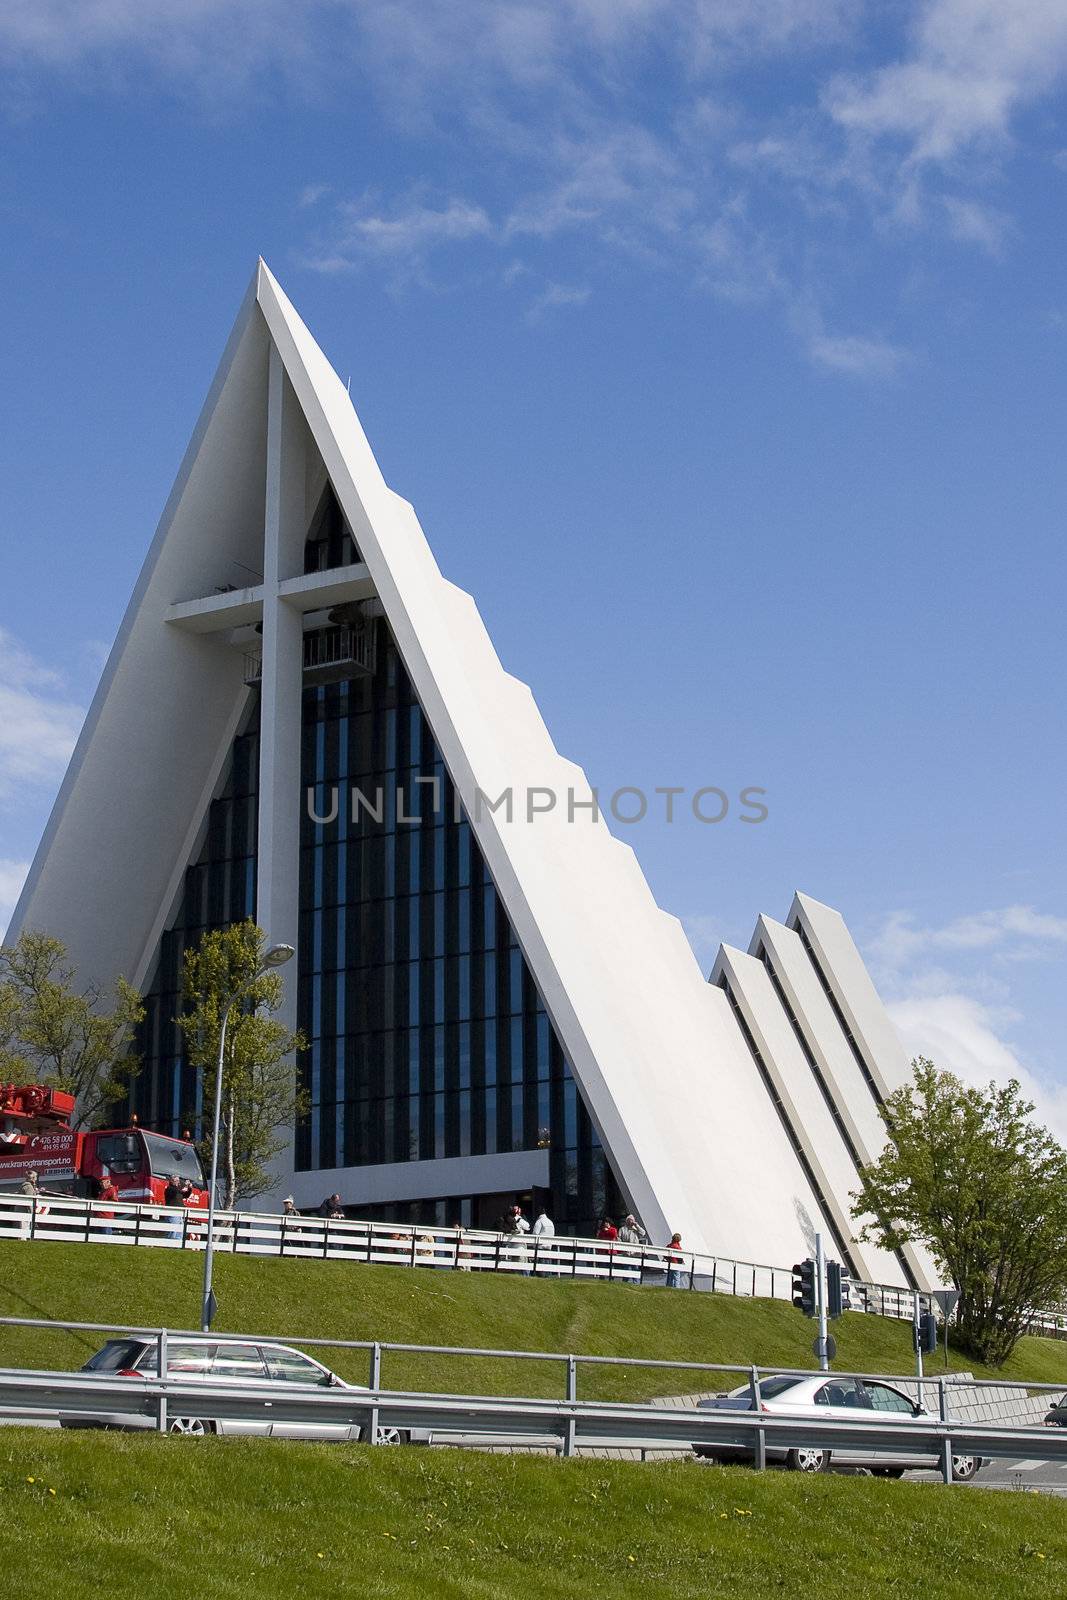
[201,942,294,1332]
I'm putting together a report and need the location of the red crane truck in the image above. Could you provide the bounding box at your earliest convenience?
[0,1084,208,1205]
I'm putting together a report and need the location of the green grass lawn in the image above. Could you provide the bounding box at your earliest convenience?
[3,1428,1066,1600]
[1,1237,1065,1401]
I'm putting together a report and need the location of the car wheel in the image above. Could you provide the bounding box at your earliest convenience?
[169,1417,213,1437]
[785,1448,830,1473]
[951,1454,980,1482]
[373,1426,409,1446]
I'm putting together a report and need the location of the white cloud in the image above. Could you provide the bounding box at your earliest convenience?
[0,859,29,943]
[943,194,1011,253]
[870,905,1067,971]
[302,195,497,285]
[865,901,1067,1143]
[888,991,1067,1145]
[806,326,906,377]
[526,281,592,320]
[3,1,1057,374]
[826,0,1067,163]
[0,628,85,799]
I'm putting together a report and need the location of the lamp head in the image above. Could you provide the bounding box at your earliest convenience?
[262,943,295,969]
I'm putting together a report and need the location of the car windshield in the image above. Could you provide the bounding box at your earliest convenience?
[144,1133,204,1184]
[727,1376,799,1400]
[82,1340,149,1373]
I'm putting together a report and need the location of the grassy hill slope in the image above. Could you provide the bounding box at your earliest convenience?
[1,1238,1064,1398]
[4,1428,1066,1600]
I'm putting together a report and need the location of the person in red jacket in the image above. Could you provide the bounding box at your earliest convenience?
[596,1217,618,1242]
[97,1168,119,1237]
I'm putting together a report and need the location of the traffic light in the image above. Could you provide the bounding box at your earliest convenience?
[792,1258,817,1318]
[915,1311,938,1354]
[826,1261,852,1319]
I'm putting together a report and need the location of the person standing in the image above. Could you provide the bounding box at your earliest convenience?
[596,1217,618,1242]
[282,1196,299,1216]
[666,1231,686,1289]
[618,1215,647,1245]
[511,1205,531,1274]
[18,1169,40,1198]
[97,1169,119,1238]
[532,1208,554,1237]
[164,1172,185,1243]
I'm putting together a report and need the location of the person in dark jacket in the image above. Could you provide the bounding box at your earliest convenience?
[164,1173,185,1241]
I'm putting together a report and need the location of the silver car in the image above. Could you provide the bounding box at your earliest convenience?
[693,1373,984,1480]
[60,1335,427,1445]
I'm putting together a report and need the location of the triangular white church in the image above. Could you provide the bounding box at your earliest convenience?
[11,261,932,1289]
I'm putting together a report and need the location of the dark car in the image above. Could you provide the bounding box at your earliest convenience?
[1044,1397,1067,1427]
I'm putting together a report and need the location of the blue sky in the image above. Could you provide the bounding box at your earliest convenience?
[0,2,1064,1126]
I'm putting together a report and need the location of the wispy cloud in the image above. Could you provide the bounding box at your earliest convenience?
[6,3,1067,366]
[888,990,1067,1146]
[870,905,1067,971]
[943,195,1011,254]
[802,321,907,378]
[825,0,1067,164]
[305,195,494,280]
[526,281,592,321]
[865,902,1067,1142]
[0,628,85,799]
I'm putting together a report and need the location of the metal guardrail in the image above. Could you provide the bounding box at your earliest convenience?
[3,1312,1066,1472]
[2,1357,1067,1484]
[2,1193,1063,1337]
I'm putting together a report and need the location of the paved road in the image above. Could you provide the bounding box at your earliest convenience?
[969,1457,1067,1497]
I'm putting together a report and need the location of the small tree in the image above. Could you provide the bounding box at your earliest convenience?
[0,930,142,1126]
[177,921,305,1208]
[852,1058,1067,1366]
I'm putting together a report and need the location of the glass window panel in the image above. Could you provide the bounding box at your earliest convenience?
[536,1012,550,1079]
[484,1086,497,1154]
[484,1019,497,1085]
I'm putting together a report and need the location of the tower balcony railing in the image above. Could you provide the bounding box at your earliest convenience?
[243,619,377,689]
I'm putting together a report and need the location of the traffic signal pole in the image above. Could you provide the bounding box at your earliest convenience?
[815,1232,829,1373]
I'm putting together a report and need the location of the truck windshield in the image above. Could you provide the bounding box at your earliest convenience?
[143,1134,204,1185]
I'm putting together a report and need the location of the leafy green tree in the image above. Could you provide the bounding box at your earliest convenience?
[852,1058,1067,1366]
[176,921,306,1208]
[0,930,142,1126]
